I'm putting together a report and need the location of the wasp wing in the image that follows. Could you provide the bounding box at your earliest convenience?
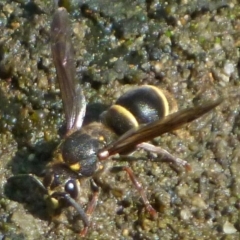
[101,98,222,156]
[51,7,86,134]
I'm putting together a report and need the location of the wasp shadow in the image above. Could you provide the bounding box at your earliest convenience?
[4,174,49,220]
[0,84,56,220]
[3,95,108,221]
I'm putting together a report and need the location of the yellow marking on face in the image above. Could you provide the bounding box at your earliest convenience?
[50,197,59,210]
[99,136,105,142]
[98,164,104,170]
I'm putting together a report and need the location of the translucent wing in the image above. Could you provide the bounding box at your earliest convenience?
[51,7,86,134]
[99,98,223,157]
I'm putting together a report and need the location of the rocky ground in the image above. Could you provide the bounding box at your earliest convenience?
[0,0,240,239]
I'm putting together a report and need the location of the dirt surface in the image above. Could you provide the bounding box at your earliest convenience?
[0,0,240,239]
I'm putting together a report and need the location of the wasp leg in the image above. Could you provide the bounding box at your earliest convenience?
[80,179,100,237]
[59,193,90,236]
[111,166,157,218]
[137,142,191,171]
[86,179,100,216]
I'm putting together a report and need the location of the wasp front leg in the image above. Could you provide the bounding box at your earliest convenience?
[80,179,100,237]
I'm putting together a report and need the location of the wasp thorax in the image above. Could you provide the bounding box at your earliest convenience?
[60,131,99,177]
[101,85,177,135]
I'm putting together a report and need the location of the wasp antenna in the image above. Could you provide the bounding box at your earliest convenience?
[63,193,89,227]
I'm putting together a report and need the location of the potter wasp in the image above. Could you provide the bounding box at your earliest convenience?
[8,7,222,236]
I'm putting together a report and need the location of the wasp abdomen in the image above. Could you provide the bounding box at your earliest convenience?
[102,85,177,135]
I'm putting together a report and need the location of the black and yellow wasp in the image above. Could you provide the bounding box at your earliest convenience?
[8,7,222,236]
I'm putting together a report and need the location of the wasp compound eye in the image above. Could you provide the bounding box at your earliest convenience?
[65,179,79,199]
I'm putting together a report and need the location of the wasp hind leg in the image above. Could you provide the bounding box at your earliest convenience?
[111,166,157,219]
[137,142,191,171]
